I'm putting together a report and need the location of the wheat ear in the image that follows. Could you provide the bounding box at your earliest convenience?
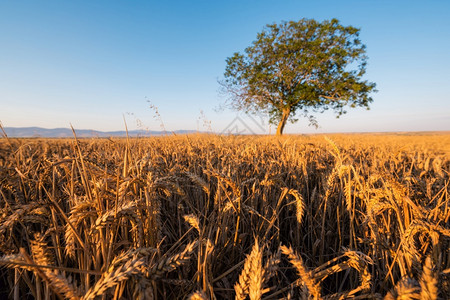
[420,256,438,300]
[280,245,321,300]
[83,251,145,300]
[148,241,197,278]
[235,239,269,300]
[188,290,208,300]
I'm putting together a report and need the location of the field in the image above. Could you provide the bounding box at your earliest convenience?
[0,133,449,299]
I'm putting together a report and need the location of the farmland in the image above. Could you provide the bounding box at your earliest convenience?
[0,133,449,299]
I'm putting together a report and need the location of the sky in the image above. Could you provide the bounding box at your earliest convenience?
[1,0,449,134]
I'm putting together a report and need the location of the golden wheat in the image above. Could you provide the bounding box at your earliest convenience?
[0,133,448,299]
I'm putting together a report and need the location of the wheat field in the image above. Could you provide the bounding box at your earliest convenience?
[0,133,449,299]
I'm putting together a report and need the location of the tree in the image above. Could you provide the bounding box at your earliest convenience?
[221,18,376,135]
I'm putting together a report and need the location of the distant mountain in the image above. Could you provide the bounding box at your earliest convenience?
[2,127,197,138]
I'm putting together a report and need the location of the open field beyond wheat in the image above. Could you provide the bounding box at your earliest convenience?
[0,133,449,299]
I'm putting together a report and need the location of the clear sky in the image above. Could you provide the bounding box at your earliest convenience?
[1,0,449,134]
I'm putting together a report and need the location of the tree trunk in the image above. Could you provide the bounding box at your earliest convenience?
[276,108,290,136]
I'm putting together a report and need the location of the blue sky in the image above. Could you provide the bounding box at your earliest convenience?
[1,0,449,134]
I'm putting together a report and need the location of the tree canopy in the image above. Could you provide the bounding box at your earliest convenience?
[221,18,377,135]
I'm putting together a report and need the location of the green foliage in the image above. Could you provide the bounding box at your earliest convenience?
[221,18,377,135]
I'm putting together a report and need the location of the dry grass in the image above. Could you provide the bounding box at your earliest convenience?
[0,133,449,299]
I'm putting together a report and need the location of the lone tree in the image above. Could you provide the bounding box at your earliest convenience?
[221,18,376,135]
